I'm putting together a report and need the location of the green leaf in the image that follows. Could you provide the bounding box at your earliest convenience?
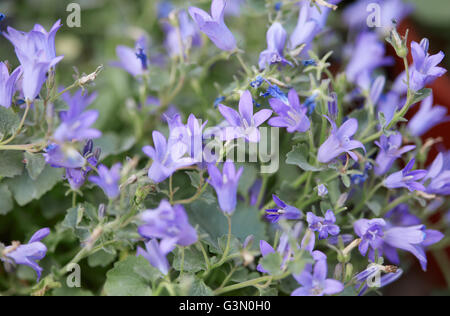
[52,285,94,296]
[24,152,46,180]
[340,174,351,188]
[5,165,63,206]
[0,107,19,139]
[411,88,432,106]
[173,247,207,273]
[185,277,214,296]
[0,183,13,215]
[259,252,283,276]
[87,250,116,268]
[286,144,324,172]
[0,151,24,178]
[104,256,153,296]
[186,201,267,251]
[94,132,135,160]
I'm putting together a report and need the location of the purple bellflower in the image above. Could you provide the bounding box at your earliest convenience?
[44,143,86,169]
[354,265,403,296]
[218,90,272,142]
[138,200,198,250]
[0,62,21,108]
[317,116,365,164]
[408,93,449,137]
[143,130,196,183]
[112,36,149,77]
[265,194,303,223]
[291,253,344,296]
[374,133,416,176]
[317,184,328,197]
[345,32,393,84]
[268,89,311,133]
[307,210,340,240]
[384,158,427,192]
[188,0,237,51]
[54,90,101,142]
[259,22,291,70]
[66,140,100,190]
[2,228,50,281]
[3,20,64,101]
[208,161,243,215]
[409,38,447,91]
[163,10,202,57]
[88,163,121,199]
[137,238,172,275]
[423,153,450,196]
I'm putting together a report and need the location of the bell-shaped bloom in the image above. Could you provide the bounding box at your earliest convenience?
[345,32,393,83]
[112,36,149,77]
[317,116,365,164]
[143,130,196,183]
[408,93,449,137]
[66,140,101,190]
[423,153,450,196]
[259,22,290,70]
[2,228,50,281]
[218,90,272,143]
[88,163,121,199]
[374,133,416,175]
[307,210,340,240]
[163,10,202,57]
[355,265,403,296]
[291,254,344,296]
[188,0,237,51]
[137,239,172,275]
[0,62,21,108]
[3,21,64,101]
[384,158,427,192]
[138,200,198,249]
[44,143,86,169]
[268,89,310,134]
[207,161,243,214]
[354,218,387,260]
[317,184,328,197]
[265,194,303,223]
[289,0,340,55]
[53,90,101,142]
[409,38,447,91]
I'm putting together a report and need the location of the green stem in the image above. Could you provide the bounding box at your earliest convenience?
[235,53,252,76]
[0,100,32,146]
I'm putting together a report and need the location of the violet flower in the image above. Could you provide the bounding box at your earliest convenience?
[345,32,393,84]
[218,90,272,142]
[44,143,86,169]
[138,200,198,249]
[143,130,196,183]
[423,153,450,196]
[317,184,328,197]
[355,265,403,296]
[66,140,100,190]
[265,194,303,223]
[268,89,311,134]
[374,133,416,176]
[0,62,21,108]
[88,163,121,199]
[207,161,243,215]
[291,254,344,296]
[188,0,237,51]
[3,21,64,101]
[54,90,101,142]
[409,38,447,91]
[2,228,50,281]
[317,116,365,164]
[408,93,449,137]
[384,158,427,192]
[259,22,290,70]
[137,239,172,275]
[112,36,149,77]
[306,210,340,240]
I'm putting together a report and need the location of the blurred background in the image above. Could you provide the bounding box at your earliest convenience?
[0,0,449,295]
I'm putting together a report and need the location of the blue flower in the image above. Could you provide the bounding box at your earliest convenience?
[408,93,449,137]
[307,210,340,240]
[384,158,427,192]
[0,62,21,108]
[265,194,303,223]
[374,133,416,176]
[259,22,291,70]
[89,163,122,199]
[112,36,149,77]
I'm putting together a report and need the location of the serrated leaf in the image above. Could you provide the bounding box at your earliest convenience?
[411,88,432,105]
[104,256,153,296]
[0,107,19,139]
[0,183,13,215]
[187,277,213,296]
[24,152,46,180]
[286,144,324,172]
[0,151,24,178]
[87,249,116,268]
[5,165,63,206]
[260,252,283,276]
[173,247,207,273]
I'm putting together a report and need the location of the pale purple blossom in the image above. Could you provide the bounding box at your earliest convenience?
[44,143,86,169]
[66,140,100,190]
[408,93,449,137]
[259,22,290,70]
[137,239,172,275]
[0,62,21,108]
[374,133,416,176]
[307,210,340,240]
[317,184,328,197]
[423,153,450,195]
[163,10,201,57]
[384,158,427,192]
[265,194,302,223]
[88,163,122,199]
[112,36,149,77]
[208,161,243,214]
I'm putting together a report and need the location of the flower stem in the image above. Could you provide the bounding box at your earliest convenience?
[0,100,32,146]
